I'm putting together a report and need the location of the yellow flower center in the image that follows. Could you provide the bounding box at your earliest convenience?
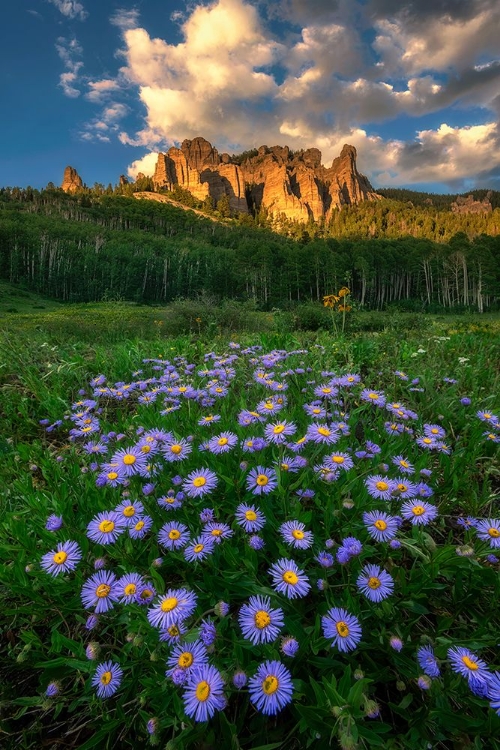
[374,519,387,531]
[400,460,409,468]
[423,438,433,444]
[204,415,214,421]
[368,577,381,589]
[107,472,118,480]
[123,506,135,517]
[273,425,285,434]
[336,621,350,637]
[195,681,211,702]
[178,652,194,668]
[313,409,321,414]
[178,387,187,393]
[256,474,269,486]
[218,437,228,446]
[317,427,331,436]
[375,481,389,491]
[398,484,408,492]
[246,441,254,448]
[462,656,478,671]
[368,393,379,400]
[193,477,206,488]
[245,510,257,521]
[262,675,279,695]
[124,583,137,596]
[135,521,145,531]
[292,529,305,540]
[412,505,425,516]
[250,412,260,417]
[53,551,68,565]
[100,671,112,685]
[123,454,136,465]
[140,589,153,600]
[281,463,289,471]
[483,413,492,419]
[141,445,151,454]
[168,625,180,636]
[170,444,182,454]
[283,570,298,585]
[96,584,111,598]
[169,529,181,540]
[161,597,178,612]
[322,388,332,394]
[194,544,205,553]
[98,520,115,533]
[488,527,500,538]
[255,610,271,629]
[332,456,344,464]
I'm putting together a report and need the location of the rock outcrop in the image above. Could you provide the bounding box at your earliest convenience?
[61,166,83,193]
[151,136,380,221]
[451,192,492,215]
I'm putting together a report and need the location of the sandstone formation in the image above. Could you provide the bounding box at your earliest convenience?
[451,192,492,215]
[150,136,380,222]
[61,166,83,193]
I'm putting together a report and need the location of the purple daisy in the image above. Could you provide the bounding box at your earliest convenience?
[129,516,153,539]
[324,452,354,471]
[448,646,490,690]
[474,519,500,548]
[135,582,156,605]
[360,389,386,407]
[159,621,187,644]
[81,570,120,614]
[117,572,143,603]
[40,541,82,576]
[269,558,311,599]
[158,521,190,550]
[238,595,285,646]
[362,511,400,542]
[86,511,126,545]
[110,446,148,477]
[279,520,314,549]
[365,475,395,501]
[182,664,226,722]
[356,564,394,602]
[201,522,233,544]
[235,503,266,532]
[401,500,438,525]
[184,536,216,563]
[391,456,414,474]
[147,588,197,629]
[182,468,218,498]
[92,660,123,699]
[114,499,145,527]
[306,423,340,445]
[166,640,208,679]
[45,514,63,532]
[207,431,238,455]
[417,645,440,678]
[248,660,294,716]
[264,420,297,445]
[246,466,278,495]
[162,437,193,462]
[322,607,362,652]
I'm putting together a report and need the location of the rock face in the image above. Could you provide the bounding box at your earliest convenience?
[151,136,379,221]
[61,166,83,193]
[451,192,492,214]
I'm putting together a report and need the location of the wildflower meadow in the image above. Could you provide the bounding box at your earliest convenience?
[1,316,499,749]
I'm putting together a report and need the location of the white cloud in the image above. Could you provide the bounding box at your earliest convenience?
[110,8,140,30]
[86,79,121,103]
[55,37,83,97]
[80,102,128,143]
[48,0,87,21]
[127,152,160,179]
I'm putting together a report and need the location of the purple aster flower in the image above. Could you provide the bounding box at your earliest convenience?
[198,414,221,426]
[460,397,471,406]
[85,642,99,660]
[365,475,395,501]
[201,522,233,544]
[322,607,362,652]
[166,640,208,679]
[199,508,215,523]
[135,583,156,605]
[45,681,60,697]
[488,672,500,715]
[207,431,238,455]
[416,435,438,450]
[239,595,285,645]
[279,520,314,549]
[474,519,500,548]
[306,423,340,445]
[158,491,183,511]
[162,437,193,462]
[158,521,190,550]
[235,503,265,532]
[390,539,402,549]
[40,541,82,576]
[147,588,197,630]
[109,446,149,477]
[146,718,158,736]
[159,622,187,644]
[45,514,63,532]
[363,511,399,542]
[417,645,440,678]
[85,614,99,630]
[390,636,403,652]
[336,537,362,565]
[424,424,446,439]
[199,618,217,647]
[392,478,418,499]
[360,389,386,407]
[324,452,354,471]
[81,570,120,614]
[92,661,123,699]
[264,420,297,445]
[281,636,299,657]
[184,536,216,562]
[269,558,310,599]
[448,646,490,690]
[357,564,394,602]
[246,466,278,495]
[401,501,438,525]
[129,516,153,539]
[214,601,229,617]
[477,410,497,423]
[415,482,434,498]
[417,675,432,690]
[248,660,294,716]
[248,534,265,550]
[296,488,315,500]
[232,670,247,689]
[117,572,143,604]
[114,499,145,527]
[87,511,126,545]
[183,468,218,498]
[316,551,334,568]
[182,664,226,722]
[392,455,415,474]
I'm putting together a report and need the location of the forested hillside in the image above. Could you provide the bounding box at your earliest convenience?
[0,187,499,311]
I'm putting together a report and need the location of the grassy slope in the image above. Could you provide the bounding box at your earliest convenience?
[0,281,63,316]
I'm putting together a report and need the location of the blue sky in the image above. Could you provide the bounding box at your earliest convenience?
[2,0,500,192]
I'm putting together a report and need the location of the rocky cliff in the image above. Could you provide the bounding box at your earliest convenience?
[61,166,83,193]
[151,137,379,221]
[451,192,492,215]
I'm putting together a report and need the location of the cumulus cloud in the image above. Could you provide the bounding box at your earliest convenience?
[85,79,122,103]
[80,102,128,143]
[55,37,83,97]
[47,0,87,21]
[127,151,160,179]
